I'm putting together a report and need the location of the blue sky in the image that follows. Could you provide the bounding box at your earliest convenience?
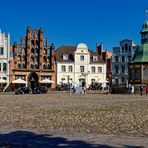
[0,0,148,51]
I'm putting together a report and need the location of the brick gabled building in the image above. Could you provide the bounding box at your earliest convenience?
[10,27,56,89]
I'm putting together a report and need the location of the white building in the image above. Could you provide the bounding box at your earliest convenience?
[112,39,138,85]
[55,43,106,88]
[0,30,10,90]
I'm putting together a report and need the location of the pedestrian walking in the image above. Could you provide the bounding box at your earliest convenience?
[131,85,135,94]
[127,83,131,94]
[146,84,148,95]
[139,84,143,96]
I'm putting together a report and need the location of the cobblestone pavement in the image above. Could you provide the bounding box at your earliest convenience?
[0,93,147,147]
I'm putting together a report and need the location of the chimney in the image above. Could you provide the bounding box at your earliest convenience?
[96,43,103,57]
[102,50,107,62]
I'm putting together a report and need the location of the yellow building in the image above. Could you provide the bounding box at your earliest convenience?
[55,43,106,88]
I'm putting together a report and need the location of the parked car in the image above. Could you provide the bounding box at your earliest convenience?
[15,87,31,95]
[32,86,48,94]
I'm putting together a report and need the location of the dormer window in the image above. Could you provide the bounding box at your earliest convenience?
[93,56,98,61]
[63,54,68,60]
[80,55,84,61]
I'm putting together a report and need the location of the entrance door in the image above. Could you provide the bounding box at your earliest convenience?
[79,78,85,87]
[28,72,39,90]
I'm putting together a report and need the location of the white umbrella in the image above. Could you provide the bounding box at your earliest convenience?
[98,80,109,83]
[12,78,27,84]
[0,79,7,83]
[40,79,53,83]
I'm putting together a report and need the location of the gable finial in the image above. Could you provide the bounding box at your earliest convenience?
[145,9,148,21]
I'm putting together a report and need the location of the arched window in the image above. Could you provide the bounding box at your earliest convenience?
[47,48,50,54]
[18,63,21,69]
[18,55,21,61]
[35,56,38,62]
[31,48,34,53]
[31,40,35,46]
[125,44,128,51]
[44,48,47,54]
[22,55,25,61]
[32,31,34,36]
[22,63,25,69]
[18,48,21,53]
[129,46,131,51]
[47,64,51,69]
[43,64,46,69]
[30,64,34,69]
[122,46,124,51]
[35,64,38,69]
[31,56,34,62]
[36,40,38,45]
[43,56,47,62]
[44,40,46,46]
[35,48,38,53]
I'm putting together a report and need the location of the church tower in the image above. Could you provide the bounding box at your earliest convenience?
[129,10,148,86]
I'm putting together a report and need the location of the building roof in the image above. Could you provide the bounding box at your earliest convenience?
[102,50,112,59]
[55,45,76,62]
[131,43,148,63]
[77,43,88,49]
[55,45,105,63]
[141,21,148,33]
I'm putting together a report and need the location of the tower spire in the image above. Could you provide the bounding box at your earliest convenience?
[145,9,148,21]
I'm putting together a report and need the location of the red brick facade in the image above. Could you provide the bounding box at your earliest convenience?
[10,27,56,89]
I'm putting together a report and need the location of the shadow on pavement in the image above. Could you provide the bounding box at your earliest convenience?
[0,130,144,148]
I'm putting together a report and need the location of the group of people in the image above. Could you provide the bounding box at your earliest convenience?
[128,83,148,95]
[69,85,86,94]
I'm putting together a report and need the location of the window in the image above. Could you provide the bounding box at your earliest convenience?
[0,63,1,71]
[121,77,125,83]
[31,48,34,54]
[115,66,119,73]
[121,66,125,73]
[15,76,25,80]
[63,54,68,60]
[0,47,4,55]
[35,64,38,69]
[61,78,65,81]
[91,66,96,73]
[80,66,84,72]
[31,56,34,62]
[18,64,21,69]
[18,48,21,53]
[93,56,98,61]
[3,77,7,80]
[125,44,128,51]
[61,65,66,72]
[98,67,102,73]
[68,66,73,72]
[22,64,25,69]
[122,56,125,62]
[129,46,131,51]
[122,46,124,52]
[115,56,118,62]
[128,56,131,62]
[3,63,7,71]
[43,65,46,69]
[43,56,47,62]
[80,55,84,61]
[47,64,51,69]
[30,64,34,69]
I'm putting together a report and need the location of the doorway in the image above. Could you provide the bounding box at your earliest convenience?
[79,78,85,87]
[28,72,39,90]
